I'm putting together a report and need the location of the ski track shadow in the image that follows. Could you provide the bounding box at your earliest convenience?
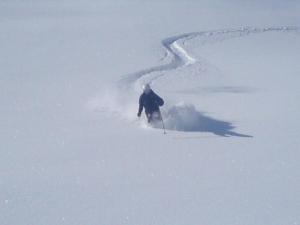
[159,104,253,137]
[176,86,257,95]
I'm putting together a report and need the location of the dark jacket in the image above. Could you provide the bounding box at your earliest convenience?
[138,90,164,115]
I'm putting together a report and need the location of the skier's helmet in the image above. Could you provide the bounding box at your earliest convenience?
[143,83,151,94]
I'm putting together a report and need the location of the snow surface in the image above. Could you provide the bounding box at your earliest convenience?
[1,0,300,225]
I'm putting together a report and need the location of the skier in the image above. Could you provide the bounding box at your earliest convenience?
[137,84,164,123]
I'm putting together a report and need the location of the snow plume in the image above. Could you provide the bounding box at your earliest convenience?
[160,103,252,137]
[162,103,202,131]
[86,85,138,122]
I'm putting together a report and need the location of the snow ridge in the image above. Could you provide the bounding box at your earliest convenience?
[119,26,299,90]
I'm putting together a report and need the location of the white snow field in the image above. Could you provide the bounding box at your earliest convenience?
[1,0,300,225]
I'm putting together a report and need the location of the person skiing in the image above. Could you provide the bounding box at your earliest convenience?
[137,84,164,123]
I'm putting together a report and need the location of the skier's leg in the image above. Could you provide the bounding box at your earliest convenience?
[146,113,152,123]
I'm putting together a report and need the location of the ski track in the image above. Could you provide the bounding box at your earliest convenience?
[118,26,300,90]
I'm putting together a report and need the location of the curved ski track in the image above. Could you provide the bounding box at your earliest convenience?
[118,26,299,89]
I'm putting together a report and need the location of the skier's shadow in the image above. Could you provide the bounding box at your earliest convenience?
[161,104,253,137]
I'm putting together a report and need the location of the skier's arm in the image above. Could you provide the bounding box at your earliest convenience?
[137,96,143,117]
[154,93,164,106]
